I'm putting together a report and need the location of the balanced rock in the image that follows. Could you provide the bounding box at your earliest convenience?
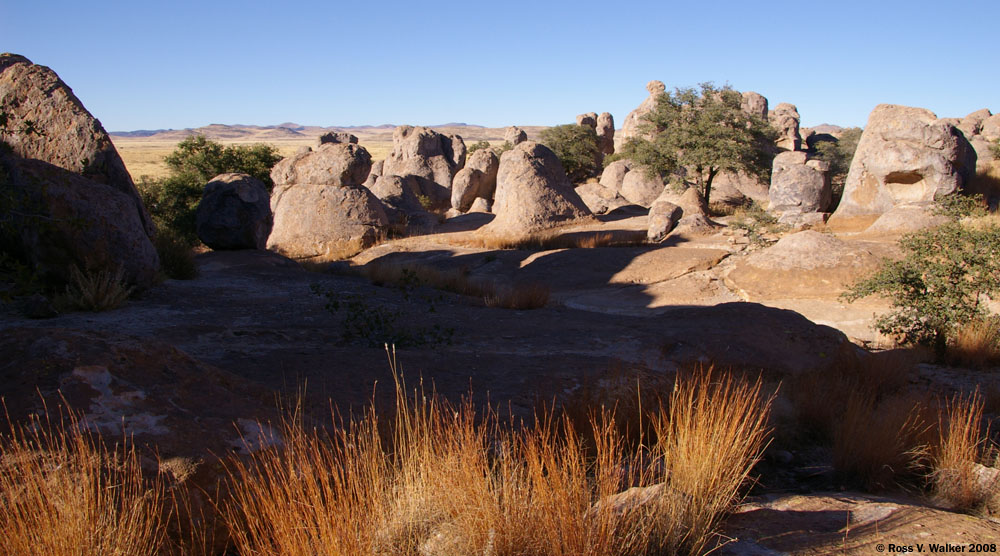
[381,125,465,208]
[617,80,666,151]
[769,103,802,151]
[1,156,160,286]
[596,112,615,155]
[482,141,592,235]
[830,104,977,227]
[267,143,388,260]
[195,173,272,250]
[0,53,154,237]
[450,148,499,212]
[741,91,769,120]
[317,131,358,145]
[504,126,528,145]
[768,151,831,214]
[576,112,597,128]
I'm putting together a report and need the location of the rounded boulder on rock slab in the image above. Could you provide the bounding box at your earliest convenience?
[481,141,592,235]
[270,142,372,187]
[267,182,389,261]
[829,104,977,230]
[195,173,272,250]
[504,125,528,145]
[0,53,155,237]
[674,186,720,231]
[597,112,615,155]
[768,151,831,214]
[620,167,665,207]
[2,156,159,286]
[647,199,682,242]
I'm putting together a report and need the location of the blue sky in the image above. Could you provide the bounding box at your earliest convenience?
[4,0,998,132]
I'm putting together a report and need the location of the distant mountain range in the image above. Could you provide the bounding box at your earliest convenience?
[109,122,523,143]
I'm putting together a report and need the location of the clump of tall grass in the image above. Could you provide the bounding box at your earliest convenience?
[932,391,998,513]
[223,362,772,555]
[0,410,165,556]
[948,318,1000,369]
[64,264,134,311]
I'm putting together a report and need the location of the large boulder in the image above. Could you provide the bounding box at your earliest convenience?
[959,109,992,138]
[2,156,159,286]
[620,167,664,207]
[0,53,154,237]
[504,126,527,145]
[768,102,802,151]
[647,197,682,242]
[369,175,437,233]
[195,173,272,250]
[599,159,633,192]
[741,91,769,120]
[829,104,977,227]
[381,126,465,208]
[768,151,831,214]
[596,112,615,155]
[576,112,597,128]
[267,143,388,260]
[617,80,665,151]
[575,181,629,214]
[270,142,372,187]
[481,141,592,235]
[450,148,499,212]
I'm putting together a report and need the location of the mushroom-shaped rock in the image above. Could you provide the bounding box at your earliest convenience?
[481,141,592,235]
[829,104,977,228]
[195,173,272,250]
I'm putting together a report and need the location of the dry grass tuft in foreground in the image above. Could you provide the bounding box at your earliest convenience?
[223,363,772,556]
[64,264,134,311]
[948,318,1000,369]
[932,391,998,513]
[465,230,647,251]
[0,410,165,556]
[484,281,550,310]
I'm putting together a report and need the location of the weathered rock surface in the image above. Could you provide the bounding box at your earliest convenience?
[575,181,630,214]
[596,112,615,155]
[381,126,465,207]
[576,112,597,128]
[768,102,802,151]
[647,198,682,242]
[2,156,159,286]
[195,173,272,250]
[768,151,831,214]
[504,126,527,145]
[368,174,436,232]
[617,80,665,151]
[481,141,592,235]
[363,158,383,189]
[830,104,977,227]
[982,114,1000,141]
[317,131,358,145]
[450,148,499,212]
[959,108,992,138]
[864,203,949,234]
[740,91,769,120]
[0,53,154,237]
[270,142,372,188]
[599,159,633,192]
[620,167,664,207]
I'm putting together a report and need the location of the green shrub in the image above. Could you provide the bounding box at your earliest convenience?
[539,124,601,183]
[811,127,862,200]
[843,220,1000,354]
[466,140,491,154]
[137,136,281,244]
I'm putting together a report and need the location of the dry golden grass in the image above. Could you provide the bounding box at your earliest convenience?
[932,391,998,512]
[0,410,165,556]
[484,282,551,310]
[948,318,1000,369]
[358,261,549,309]
[465,230,647,251]
[64,264,134,311]
[223,362,772,556]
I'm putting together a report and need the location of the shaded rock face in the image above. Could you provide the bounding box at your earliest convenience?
[381,126,465,208]
[504,126,527,145]
[768,151,831,214]
[596,112,615,155]
[831,104,977,224]
[2,156,159,286]
[370,175,437,234]
[195,173,272,250]
[769,102,802,151]
[0,53,154,237]
[617,80,665,151]
[450,148,499,212]
[267,143,388,260]
[317,131,358,145]
[959,108,991,138]
[482,141,592,235]
[741,91,769,120]
[271,142,372,187]
[363,158,383,189]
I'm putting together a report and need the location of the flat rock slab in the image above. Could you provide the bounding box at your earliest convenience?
[721,492,1000,555]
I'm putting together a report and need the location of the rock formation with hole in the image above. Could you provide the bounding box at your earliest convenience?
[195,173,272,250]
[829,104,977,228]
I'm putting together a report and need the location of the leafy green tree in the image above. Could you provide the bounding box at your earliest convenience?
[539,124,601,183]
[620,83,777,205]
[138,135,282,244]
[811,127,862,199]
[843,219,1000,353]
